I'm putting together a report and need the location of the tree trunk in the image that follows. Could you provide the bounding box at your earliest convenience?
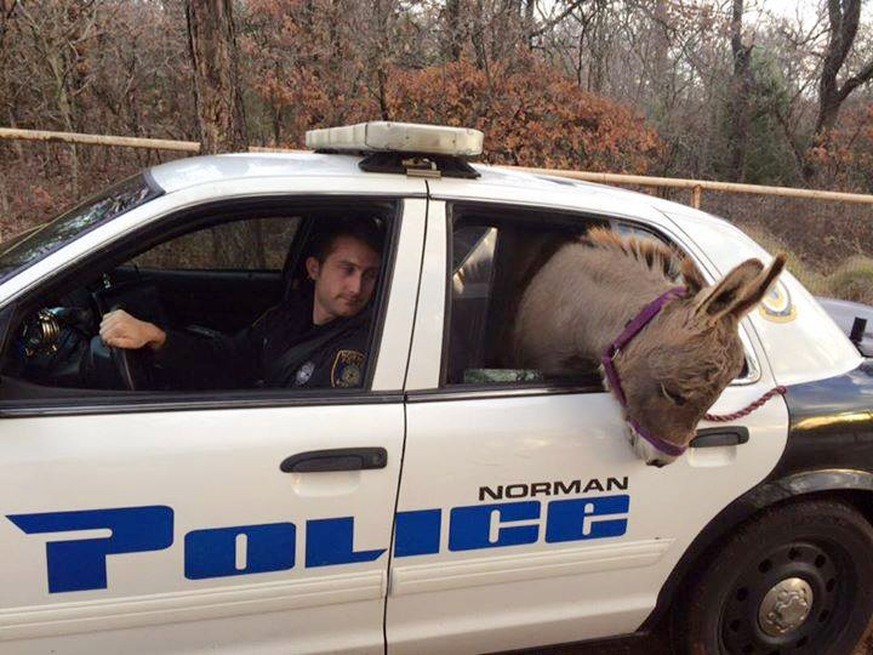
[587,3,608,94]
[185,0,248,155]
[815,0,858,137]
[472,0,489,75]
[523,0,535,48]
[48,48,80,199]
[806,0,873,180]
[727,0,752,182]
[0,170,9,234]
[445,0,461,61]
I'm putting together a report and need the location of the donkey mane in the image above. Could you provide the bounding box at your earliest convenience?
[585,227,684,282]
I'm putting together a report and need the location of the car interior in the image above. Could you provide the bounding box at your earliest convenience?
[446,207,608,390]
[445,207,753,390]
[0,199,396,398]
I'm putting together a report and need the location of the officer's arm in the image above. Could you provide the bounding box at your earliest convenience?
[99,309,166,350]
[150,309,273,390]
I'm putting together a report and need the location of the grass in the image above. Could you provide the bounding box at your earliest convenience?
[731,222,826,294]
[824,256,873,305]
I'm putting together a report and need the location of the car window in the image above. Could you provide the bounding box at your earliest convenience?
[448,226,497,379]
[0,201,395,400]
[445,211,597,387]
[129,217,300,271]
[613,219,754,380]
[0,174,160,283]
[444,207,756,389]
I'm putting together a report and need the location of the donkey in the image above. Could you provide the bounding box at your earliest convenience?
[512,227,785,466]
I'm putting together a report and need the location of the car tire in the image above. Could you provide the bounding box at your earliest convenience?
[673,499,873,655]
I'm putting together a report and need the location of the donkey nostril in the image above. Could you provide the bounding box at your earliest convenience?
[648,460,667,468]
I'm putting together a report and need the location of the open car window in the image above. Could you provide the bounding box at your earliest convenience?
[0,199,396,402]
[443,205,756,390]
[445,207,600,388]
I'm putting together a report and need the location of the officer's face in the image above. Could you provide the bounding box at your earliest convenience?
[307,236,381,325]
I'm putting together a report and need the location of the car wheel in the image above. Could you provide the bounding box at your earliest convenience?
[674,499,873,655]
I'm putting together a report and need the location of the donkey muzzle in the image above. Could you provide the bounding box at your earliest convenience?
[626,422,680,467]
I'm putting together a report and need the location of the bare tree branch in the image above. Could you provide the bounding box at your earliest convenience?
[530,0,587,38]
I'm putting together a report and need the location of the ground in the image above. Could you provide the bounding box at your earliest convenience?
[516,618,873,653]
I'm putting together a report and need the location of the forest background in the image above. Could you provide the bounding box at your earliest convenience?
[1,0,873,301]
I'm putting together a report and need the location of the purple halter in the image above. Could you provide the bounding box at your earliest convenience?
[601,287,687,458]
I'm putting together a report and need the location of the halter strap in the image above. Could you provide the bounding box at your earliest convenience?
[601,287,687,456]
[601,287,686,406]
[628,418,687,457]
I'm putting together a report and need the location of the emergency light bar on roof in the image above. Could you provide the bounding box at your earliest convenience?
[305,122,484,157]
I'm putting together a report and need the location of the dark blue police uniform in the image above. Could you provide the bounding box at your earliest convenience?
[153,288,370,390]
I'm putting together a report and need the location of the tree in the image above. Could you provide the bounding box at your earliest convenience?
[815,0,873,138]
[384,55,663,172]
[445,0,462,61]
[185,0,248,154]
[186,0,252,265]
[726,0,753,182]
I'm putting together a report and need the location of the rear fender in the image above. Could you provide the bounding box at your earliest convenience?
[639,468,873,633]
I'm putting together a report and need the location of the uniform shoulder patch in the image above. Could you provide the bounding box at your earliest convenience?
[331,349,366,388]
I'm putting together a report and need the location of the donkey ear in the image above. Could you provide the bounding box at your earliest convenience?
[681,257,707,295]
[694,255,785,322]
[723,254,786,320]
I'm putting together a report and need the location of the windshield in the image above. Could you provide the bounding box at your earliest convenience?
[0,174,161,283]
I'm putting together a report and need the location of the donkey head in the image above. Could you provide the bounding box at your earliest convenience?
[613,255,785,466]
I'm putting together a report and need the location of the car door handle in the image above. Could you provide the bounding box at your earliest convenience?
[691,426,750,449]
[280,447,388,473]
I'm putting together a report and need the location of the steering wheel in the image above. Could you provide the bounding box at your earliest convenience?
[91,292,150,391]
[109,340,142,391]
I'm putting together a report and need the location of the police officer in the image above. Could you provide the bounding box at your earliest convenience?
[99,219,383,389]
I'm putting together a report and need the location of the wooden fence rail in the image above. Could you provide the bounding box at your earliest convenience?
[3,127,873,208]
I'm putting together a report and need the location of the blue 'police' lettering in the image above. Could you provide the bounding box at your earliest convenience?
[185,523,296,580]
[8,495,632,593]
[305,517,385,567]
[545,495,630,543]
[6,506,173,593]
[394,509,441,557]
[449,501,540,551]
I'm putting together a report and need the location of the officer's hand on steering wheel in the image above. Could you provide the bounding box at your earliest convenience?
[99,309,166,351]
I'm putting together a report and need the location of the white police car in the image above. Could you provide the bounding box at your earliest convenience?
[0,122,871,655]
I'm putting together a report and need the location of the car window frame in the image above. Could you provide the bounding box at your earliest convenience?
[438,201,762,396]
[0,195,405,416]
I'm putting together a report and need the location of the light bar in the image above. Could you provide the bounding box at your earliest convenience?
[305,122,483,157]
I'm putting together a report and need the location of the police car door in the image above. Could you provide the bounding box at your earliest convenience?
[387,196,787,654]
[0,182,427,654]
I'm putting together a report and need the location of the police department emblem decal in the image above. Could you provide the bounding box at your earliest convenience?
[759,280,796,323]
[331,350,365,388]
[295,361,315,386]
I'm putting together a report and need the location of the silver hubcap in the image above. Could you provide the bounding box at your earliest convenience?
[758,577,814,636]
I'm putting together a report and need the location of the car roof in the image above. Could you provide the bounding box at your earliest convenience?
[148,151,690,219]
[148,152,363,192]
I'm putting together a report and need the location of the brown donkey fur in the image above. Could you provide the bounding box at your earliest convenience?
[512,227,785,459]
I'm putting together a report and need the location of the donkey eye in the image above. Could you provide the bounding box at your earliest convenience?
[661,384,687,406]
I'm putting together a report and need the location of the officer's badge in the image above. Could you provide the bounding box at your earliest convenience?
[331,350,365,388]
[295,361,315,386]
